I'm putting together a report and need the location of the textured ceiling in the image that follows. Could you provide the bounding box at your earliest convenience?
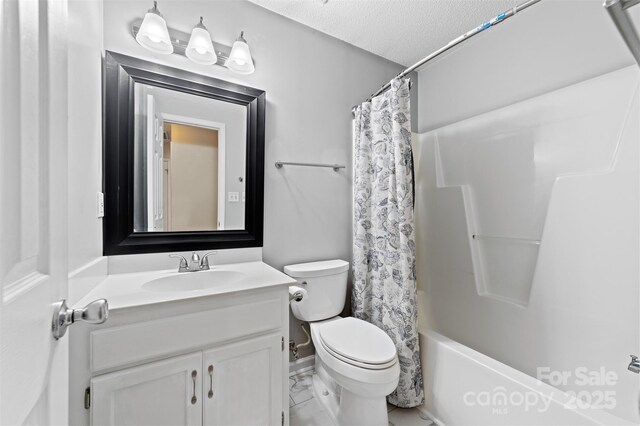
[248,0,522,67]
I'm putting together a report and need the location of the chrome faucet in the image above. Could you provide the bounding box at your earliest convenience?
[169,251,217,272]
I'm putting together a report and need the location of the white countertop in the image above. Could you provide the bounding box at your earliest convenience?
[76,261,297,311]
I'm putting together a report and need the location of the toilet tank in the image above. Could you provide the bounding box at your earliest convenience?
[285,259,349,322]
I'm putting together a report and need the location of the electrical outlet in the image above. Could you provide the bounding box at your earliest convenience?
[228,192,240,202]
[97,192,105,218]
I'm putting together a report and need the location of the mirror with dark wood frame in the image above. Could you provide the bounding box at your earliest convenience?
[103,51,265,255]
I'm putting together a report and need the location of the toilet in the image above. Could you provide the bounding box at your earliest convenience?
[285,259,400,426]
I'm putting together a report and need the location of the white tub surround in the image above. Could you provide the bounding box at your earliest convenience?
[414,64,640,422]
[69,261,295,425]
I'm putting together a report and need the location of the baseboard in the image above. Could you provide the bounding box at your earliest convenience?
[289,355,314,374]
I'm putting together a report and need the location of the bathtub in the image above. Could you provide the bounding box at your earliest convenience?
[416,295,633,425]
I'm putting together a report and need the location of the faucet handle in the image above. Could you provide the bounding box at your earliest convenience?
[200,251,217,270]
[169,254,188,272]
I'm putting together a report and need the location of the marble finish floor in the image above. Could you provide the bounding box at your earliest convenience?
[289,368,433,426]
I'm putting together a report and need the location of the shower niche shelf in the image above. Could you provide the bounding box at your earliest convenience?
[471,235,540,245]
[471,233,541,306]
[429,66,637,307]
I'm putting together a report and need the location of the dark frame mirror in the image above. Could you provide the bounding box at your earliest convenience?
[103,51,265,255]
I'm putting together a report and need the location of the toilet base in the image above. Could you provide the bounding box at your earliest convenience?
[311,364,390,426]
[337,388,388,426]
[311,373,339,425]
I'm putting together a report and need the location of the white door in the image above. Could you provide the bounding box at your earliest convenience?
[163,159,171,229]
[91,353,203,426]
[0,0,70,425]
[146,94,164,231]
[203,334,283,426]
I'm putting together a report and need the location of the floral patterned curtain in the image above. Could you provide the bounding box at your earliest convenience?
[352,78,424,408]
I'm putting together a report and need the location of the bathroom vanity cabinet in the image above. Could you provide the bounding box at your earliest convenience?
[68,262,294,426]
[91,333,282,425]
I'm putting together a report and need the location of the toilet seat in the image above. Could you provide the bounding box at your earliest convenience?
[317,317,397,370]
[319,338,398,370]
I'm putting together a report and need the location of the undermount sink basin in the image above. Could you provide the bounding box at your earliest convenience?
[142,270,246,292]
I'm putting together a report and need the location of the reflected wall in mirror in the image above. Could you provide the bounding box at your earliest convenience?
[104,51,265,255]
[133,84,246,232]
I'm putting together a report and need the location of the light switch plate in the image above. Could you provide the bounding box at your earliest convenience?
[97,192,105,218]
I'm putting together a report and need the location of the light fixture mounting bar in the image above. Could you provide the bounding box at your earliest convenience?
[132,19,231,67]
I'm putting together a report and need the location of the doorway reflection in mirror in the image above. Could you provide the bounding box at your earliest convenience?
[133,83,246,233]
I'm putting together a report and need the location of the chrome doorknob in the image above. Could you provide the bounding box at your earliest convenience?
[52,298,109,340]
[76,299,109,323]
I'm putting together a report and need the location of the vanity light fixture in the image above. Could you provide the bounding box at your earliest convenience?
[186,17,217,65]
[135,1,173,55]
[132,3,255,74]
[225,31,255,75]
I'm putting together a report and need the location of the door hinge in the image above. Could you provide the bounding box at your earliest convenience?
[282,336,284,351]
[84,387,91,410]
[281,410,285,426]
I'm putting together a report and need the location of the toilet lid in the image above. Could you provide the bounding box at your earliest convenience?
[318,317,397,368]
[319,339,398,370]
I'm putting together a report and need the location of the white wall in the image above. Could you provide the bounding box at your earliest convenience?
[67,0,107,304]
[102,0,411,356]
[415,0,639,422]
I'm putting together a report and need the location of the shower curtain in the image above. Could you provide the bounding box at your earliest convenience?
[352,78,424,408]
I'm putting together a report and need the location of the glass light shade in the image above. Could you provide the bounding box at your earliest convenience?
[225,32,255,75]
[186,19,217,65]
[136,4,173,55]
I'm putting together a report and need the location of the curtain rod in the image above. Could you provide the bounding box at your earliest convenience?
[605,0,640,67]
[351,0,542,114]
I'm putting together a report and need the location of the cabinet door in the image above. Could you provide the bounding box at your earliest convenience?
[203,334,283,426]
[91,353,203,426]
